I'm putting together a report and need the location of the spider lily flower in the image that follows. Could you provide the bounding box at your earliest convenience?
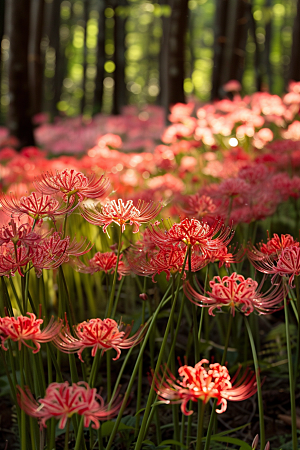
[184,272,285,316]
[151,359,257,416]
[248,233,298,261]
[147,218,234,256]
[75,251,130,279]
[81,199,163,233]
[0,312,63,353]
[126,245,209,282]
[0,192,75,225]
[54,317,145,362]
[0,245,33,277]
[17,381,122,429]
[0,219,42,247]
[34,169,110,203]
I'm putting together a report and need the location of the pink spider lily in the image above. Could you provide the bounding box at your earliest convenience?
[147,218,234,256]
[126,245,208,282]
[54,317,145,362]
[17,381,122,429]
[151,359,257,416]
[81,199,163,233]
[0,219,42,247]
[183,272,285,316]
[0,192,74,225]
[0,312,63,353]
[34,169,110,203]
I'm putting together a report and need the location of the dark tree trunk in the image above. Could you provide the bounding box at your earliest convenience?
[28,0,45,116]
[49,0,62,118]
[93,0,106,115]
[0,0,5,124]
[290,0,300,81]
[264,0,272,91]
[228,0,249,83]
[211,0,230,100]
[7,0,35,148]
[159,0,188,115]
[80,0,89,115]
[112,0,126,115]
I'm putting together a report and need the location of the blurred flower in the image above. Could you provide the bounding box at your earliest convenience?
[0,312,62,353]
[34,169,110,203]
[151,359,257,416]
[77,251,130,279]
[17,381,121,429]
[184,272,285,316]
[81,199,162,233]
[54,318,145,362]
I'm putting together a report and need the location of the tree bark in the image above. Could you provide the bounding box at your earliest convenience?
[7,0,35,148]
[211,0,230,100]
[93,0,106,115]
[112,0,127,115]
[80,0,89,115]
[228,0,249,84]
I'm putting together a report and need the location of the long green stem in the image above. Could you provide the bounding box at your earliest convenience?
[135,298,146,437]
[284,296,298,450]
[196,402,205,450]
[294,276,300,389]
[245,317,265,450]
[89,348,102,387]
[106,225,122,318]
[64,419,70,450]
[204,313,232,450]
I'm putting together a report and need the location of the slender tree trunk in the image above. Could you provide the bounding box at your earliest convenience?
[7,0,35,148]
[248,2,263,91]
[28,0,45,116]
[211,0,230,100]
[93,0,106,115]
[0,0,5,124]
[290,0,300,81]
[228,0,249,83]
[112,0,126,115]
[159,0,188,116]
[48,0,61,118]
[264,0,272,91]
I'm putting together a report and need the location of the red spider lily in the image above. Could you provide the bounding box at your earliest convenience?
[147,218,234,255]
[0,245,33,277]
[0,192,74,225]
[0,312,62,353]
[151,359,257,416]
[248,233,298,261]
[54,318,145,362]
[126,245,208,282]
[181,194,218,220]
[17,381,122,429]
[75,251,130,279]
[31,232,92,276]
[0,219,42,247]
[81,199,162,233]
[34,169,110,203]
[205,244,245,268]
[184,272,285,316]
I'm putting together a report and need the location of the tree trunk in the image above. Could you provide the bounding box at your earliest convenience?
[211,0,230,100]
[228,0,249,84]
[0,0,5,124]
[80,0,89,115]
[290,0,300,82]
[248,2,263,91]
[7,0,35,148]
[159,0,188,116]
[28,0,45,116]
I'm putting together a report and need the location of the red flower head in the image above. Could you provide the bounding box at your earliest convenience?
[184,272,285,316]
[147,218,234,256]
[0,312,62,353]
[17,381,122,429]
[0,219,41,247]
[54,317,145,362]
[81,199,162,233]
[34,169,110,203]
[0,192,74,225]
[248,233,298,261]
[152,359,257,416]
[0,245,33,277]
[87,251,130,278]
[181,194,218,221]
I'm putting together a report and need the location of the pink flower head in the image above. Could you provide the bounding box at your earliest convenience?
[181,194,218,220]
[152,359,257,416]
[0,245,32,277]
[0,192,74,225]
[34,169,110,203]
[81,199,162,233]
[0,312,62,353]
[0,219,42,247]
[184,272,285,316]
[17,381,122,429]
[88,251,130,278]
[54,318,145,362]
